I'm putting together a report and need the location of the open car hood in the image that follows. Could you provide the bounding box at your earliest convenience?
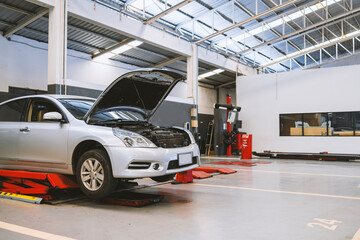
[84,69,185,123]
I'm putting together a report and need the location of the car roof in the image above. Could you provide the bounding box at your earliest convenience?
[47,94,96,100]
[0,94,96,104]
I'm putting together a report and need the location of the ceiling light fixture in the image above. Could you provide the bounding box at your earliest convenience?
[94,40,143,61]
[198,69,224,79]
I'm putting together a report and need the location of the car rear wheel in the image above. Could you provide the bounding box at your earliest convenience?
[76,149,117,199]
[151,173,176,182]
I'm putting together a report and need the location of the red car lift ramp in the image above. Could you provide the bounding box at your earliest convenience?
[194,166,237,174]
[0,170,168,206]
[0,170,79,204]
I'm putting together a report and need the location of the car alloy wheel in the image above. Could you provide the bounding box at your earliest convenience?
[76,149,117,199]
[80,158,104,191]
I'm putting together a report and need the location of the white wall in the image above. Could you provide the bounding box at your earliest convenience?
[237,64,360,154]
[0,35,137,91]
[198,87,216,115]
[219,88,236,105]
[0,36,48,92]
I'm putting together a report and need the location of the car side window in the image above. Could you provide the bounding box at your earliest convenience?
[27,100,62,122]
[0,99,27,122]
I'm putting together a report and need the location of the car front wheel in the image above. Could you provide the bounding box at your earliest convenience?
[76,149,117,199]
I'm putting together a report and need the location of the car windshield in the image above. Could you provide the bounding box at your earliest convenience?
[59,98,146,123]
[59,99,95,120]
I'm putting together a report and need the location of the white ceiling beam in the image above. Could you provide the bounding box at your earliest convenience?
[216,81,235,88]
[67,0,256,75]
[25,0,54,8]
[196,0,299,44]
[145,0,194,25]
[198,82,215,89]
[3,8,49,38]
[200,78,223,84]
[153,56,185,68]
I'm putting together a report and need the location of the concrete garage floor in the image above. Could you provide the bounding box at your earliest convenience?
[1,157,360,240]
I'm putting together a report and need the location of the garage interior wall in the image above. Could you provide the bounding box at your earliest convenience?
[0,35,222,127]
[0,35,135,97]
[236,63,360,154]
[219,88,236,105]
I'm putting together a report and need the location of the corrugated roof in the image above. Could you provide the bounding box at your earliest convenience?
[1,0,359,79]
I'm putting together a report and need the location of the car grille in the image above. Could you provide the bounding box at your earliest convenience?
[167,156,198,170]
[128,162,151,170]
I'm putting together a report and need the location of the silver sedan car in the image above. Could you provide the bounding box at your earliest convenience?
[0,69,200,199]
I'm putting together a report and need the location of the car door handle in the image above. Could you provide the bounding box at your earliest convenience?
[20,127,30,132]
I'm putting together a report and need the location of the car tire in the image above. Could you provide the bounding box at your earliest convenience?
[76,149,117,199]
[150,173,176,182]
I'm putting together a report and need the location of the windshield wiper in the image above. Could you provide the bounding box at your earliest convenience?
[91,119,124,124]
[92,119,147,125]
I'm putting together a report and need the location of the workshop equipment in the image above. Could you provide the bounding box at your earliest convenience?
[174,165,237,181]
[213,97,241,156]
[225,94,232,156]
[213,107,227,156]
[192,171,212,179]
[0,170,166,206]
[0,170,78,198]
[0,191,43,204]
[205,120,214,156]
[234,134,253,159]
[174,170,194,183]
[194,166,237,174]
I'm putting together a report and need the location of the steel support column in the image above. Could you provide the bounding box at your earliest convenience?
[48,0,67,94]
[187,44,199,134]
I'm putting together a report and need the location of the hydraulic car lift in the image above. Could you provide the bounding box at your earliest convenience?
[0,166,239,205]
[0,170,80,203]
[173,166,237,183]
[0,170,164,206]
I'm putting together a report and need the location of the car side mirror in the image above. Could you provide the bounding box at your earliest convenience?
[43,112,64,122]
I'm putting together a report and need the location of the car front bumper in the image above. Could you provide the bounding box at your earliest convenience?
[105,143,200,178]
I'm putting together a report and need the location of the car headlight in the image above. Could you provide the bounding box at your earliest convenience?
[112,128,157,148]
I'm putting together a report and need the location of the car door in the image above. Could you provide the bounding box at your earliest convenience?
[18,98,69,167]
[0,98,28,163]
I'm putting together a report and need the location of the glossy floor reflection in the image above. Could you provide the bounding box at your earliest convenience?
[1,157,360,240]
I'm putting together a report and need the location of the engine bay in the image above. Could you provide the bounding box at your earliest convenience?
[121,124,191,148]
